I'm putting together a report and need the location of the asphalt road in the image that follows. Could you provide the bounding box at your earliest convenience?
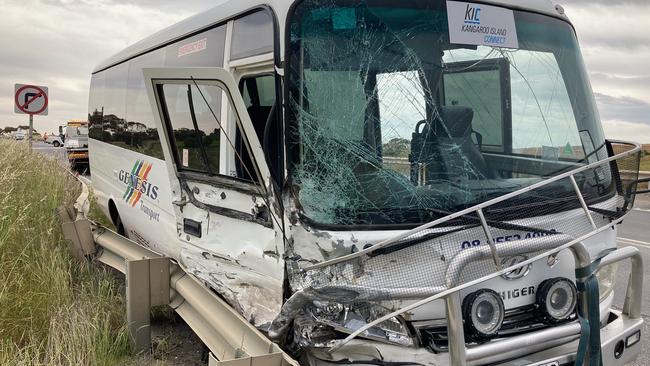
[615,201,650,366]
[31,140,67,165]
[31,140,91,176]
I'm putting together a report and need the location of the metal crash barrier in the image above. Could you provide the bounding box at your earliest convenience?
[57,180,299,366]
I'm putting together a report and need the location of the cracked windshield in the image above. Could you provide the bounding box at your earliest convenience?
[287,1,610,226]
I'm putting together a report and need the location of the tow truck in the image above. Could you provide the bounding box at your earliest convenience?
[62,120,89,173]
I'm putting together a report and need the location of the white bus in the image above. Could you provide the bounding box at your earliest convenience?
[89,1,645,365]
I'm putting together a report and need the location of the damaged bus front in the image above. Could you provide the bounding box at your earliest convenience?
[274,1,645,365]
[93,0,644,364]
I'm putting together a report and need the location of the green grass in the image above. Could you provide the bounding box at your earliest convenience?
[0,140,131,365]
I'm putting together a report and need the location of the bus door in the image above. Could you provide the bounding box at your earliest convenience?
[143,67,284,326]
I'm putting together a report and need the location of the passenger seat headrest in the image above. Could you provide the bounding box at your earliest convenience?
[440,106,474,138]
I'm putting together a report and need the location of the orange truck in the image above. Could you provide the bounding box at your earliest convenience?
[61,120,89,173]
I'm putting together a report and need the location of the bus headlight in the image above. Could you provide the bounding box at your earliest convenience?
[308,302,414,347]
[537,278,577,322]
[462,289,505,339]
[595,262,618,301]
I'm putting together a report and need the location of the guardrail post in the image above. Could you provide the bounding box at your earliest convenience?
[126,257,171,353]
[56,205,96,260]
[445,292,467,366]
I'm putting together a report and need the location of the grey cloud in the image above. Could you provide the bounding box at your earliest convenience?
[591,73,650,83]
[42,0,218,11]
[580,35,650,50]
[580,47,650,78]
[0,0,212,131]
[590,73,650,89]
[109,0,217,9]
[595,93,650,124]
[563,2,650,50]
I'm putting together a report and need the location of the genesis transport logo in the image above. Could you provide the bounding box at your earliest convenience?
[120,160,159,207]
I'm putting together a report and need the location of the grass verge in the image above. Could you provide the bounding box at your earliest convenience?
[0,140,131,365]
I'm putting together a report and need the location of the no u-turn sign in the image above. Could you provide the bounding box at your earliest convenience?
[14,84,48,116]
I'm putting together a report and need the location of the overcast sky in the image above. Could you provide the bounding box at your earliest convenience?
[0,0,649,142]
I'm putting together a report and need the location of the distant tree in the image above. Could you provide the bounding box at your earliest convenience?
[3,126,17,133]
[88,109,103,126]
[382,138,410,158]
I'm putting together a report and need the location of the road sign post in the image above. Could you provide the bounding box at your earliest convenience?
[14,84,49,149]
[29,114,33,149]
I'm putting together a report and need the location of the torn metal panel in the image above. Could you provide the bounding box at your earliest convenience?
[182,243,284,330]
[306,339,439,366]
[176,188,285,330]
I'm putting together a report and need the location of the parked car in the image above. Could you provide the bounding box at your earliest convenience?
[14,131,25,141]
[45,134,63,147]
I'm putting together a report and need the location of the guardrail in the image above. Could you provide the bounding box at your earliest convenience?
[56,178,299,366]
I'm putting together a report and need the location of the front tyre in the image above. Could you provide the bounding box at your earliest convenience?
[114,212,127,237]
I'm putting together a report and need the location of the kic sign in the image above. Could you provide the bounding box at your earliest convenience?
[14,84,48,116]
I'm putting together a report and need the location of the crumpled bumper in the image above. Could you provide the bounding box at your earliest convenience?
[307,308,642,366]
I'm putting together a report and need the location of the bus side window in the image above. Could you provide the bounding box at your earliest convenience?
[103,62,129,145]
[162,83,222,174]
[230,11,274,61]
[88,72,105,141]
[236,75,276,182]
[125,49,166,159]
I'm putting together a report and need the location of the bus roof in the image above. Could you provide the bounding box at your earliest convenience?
[93,0,568,74]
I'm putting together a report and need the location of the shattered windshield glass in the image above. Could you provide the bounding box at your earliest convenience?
[287,1,610,227]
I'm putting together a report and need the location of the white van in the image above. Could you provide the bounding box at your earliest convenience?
[89,1,644,365]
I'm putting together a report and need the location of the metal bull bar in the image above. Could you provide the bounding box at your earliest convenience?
[315,140,644,365]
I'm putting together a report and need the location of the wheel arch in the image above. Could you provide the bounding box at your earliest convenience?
[108,198,119,226]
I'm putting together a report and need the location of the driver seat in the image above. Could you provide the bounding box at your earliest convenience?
[436,106,496,180]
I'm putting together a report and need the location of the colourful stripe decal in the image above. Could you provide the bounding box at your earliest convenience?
[122,160,140,200]
[130,162,151,207]
[129,162,145,206]
[121,160,156,208]
[124,160,142,202]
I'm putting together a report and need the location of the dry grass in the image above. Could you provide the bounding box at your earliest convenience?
[0,140,131,365]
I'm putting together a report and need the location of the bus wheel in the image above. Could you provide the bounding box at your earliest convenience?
[109,200,127,237]
[115,214,126,237]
